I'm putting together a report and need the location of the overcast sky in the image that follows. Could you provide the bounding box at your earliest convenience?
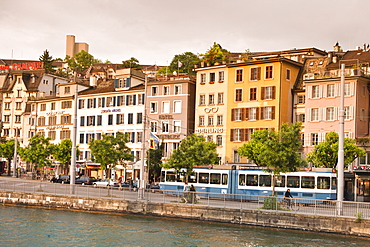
[1,0,370,65]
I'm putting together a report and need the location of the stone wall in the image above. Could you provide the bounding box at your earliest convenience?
[1,191,369,237]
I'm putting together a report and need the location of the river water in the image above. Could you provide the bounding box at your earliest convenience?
[0,205,368,247]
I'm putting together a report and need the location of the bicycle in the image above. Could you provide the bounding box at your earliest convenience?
[280,198,299,211]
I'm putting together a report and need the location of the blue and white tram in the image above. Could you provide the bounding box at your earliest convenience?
[160,166,337,201]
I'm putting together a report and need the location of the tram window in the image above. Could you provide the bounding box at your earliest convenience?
[165,171,176,182]
[210,173,221,184]
[317,177,330,189]
[274,175,285,187]
[259,175,271,187]
[222,174,228,185]
[239,174,246,186]
[178,172,186,182]
[247,175,258,186]
[199,173,210,184]
[331,177,337,190]
[188,173,197,183]
[161,171,166,182]
[301,176,315,189]
[287,176,300,188]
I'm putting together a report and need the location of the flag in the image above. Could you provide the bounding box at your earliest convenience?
[149,132,160,150]
[178,60,183,68]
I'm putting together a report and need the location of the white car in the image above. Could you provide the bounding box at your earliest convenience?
[92,179,118,187]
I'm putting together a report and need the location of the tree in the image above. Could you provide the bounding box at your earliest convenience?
[18,135,54,178]
[238,123,306,195]
[53,139,79,175]
[120,57,140,69]
[168,52,200,75]
[147,142,164,182]
[201,42,230,65]
[65,50,95,72]
[306,131,365,169]
[89,132,133,178]
[39,49,55,73]
[0,139,18,176]
[164,134,219,181]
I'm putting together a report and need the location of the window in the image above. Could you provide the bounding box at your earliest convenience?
[128,113,134,124]
[117,114,124,124]
[311,133,319,145]
[48,131,56,140]
[200,73,206,83]
[199,116,205,126]
[344,106,351,120]
[287,176,300,188]
[209,72,215,83]
[199,95,206,105]
[250,67,261,81]
[361,109,366,121]
[138,94,145,105]
[208,115,214,126]
[209,94,215,105]
[40,104,46,111]
[235,89,242,102]
[217,115,223,126]
[326,107,335,121]
[344,83,350,96]
[106,97,114,106]
[108,114,113,125]
[236,69,243,82]
[61,130,71,140]
[61,101,72,109]
[174,85,181,95]
[87,98,95,108]
[162,121,169,133]
[173,101,182,113]
[97,115,102,126]
[233,150,241,163]
[233,108,243,121]
[286,69,291,81]
[151,121,158,132]
[327,84,335,97]
[216,135,222,146]
[3,115,10,123]
[16,102,22,110]
[163,86,170,95]
[64,86,71,94]
[162,101,170,113]
[137,132,143,143]
[137,113,142,124]
[49,116,56,125]
[249,107,258,121]
[151,86,158,96]
[51,102,55,110]
[250,88,257,101]
[219,71,224,81]
[265,65,273,79]
[80,116,85,126]
[87,116,96,126]
[217,93,224,104]
[174,121,181,133]
[150,102,158,113]
[312,85,320,98]
[4,103,10,110]
[261,86,275,100]
[311,108,319,121]
[261,106,274,120]
[301,176,315,189]
[297,95,305,104]
[61,115,71,124]
[259,175,271,187]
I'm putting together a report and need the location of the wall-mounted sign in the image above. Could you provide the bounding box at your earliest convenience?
[46,111,65,116]
[46,125,64,130]
[204,107,219,113]
[159,115,173,119]
[101,108,121,113]
[11,62,44,70]
[195,128,224,134]
[157,134,180,139]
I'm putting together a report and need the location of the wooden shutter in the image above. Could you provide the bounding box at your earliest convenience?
[230,129,234,142]
[257,67,261,80]
[261,87,265,100]
[231,109,235,121]
[256,107,260,120]
[272,86,276,99]
[245,108,249,120]
[271,106,275,120]
[260,107,265,120]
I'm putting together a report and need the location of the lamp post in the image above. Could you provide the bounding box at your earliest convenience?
[337,63,345,215]
[139,73,148,199]
[69,82,78,194]
[12,127,17,178]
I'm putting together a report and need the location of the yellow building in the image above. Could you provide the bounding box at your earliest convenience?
[226,58,302,163]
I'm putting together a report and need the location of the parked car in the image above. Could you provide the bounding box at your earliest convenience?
[122,180,138,188]
[75,176,97,185]
[50,175,70,184]
[93,179,118,188]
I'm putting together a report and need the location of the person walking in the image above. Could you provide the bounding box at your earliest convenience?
[117,176,122,190]
[183,182,189,203]
[189,184,196,204]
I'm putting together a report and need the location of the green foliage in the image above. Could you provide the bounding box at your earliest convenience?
[147,142,164,180]
[261,196,282,210]
[0,139,19,176]
[201,43,230,64]
[53,139,79,169]
[65,50,95,72]
[120,57,140,69]
[39,49,55,74]
[168,52,200,75]
[18,135,54,168]
[306,132,366,169]
[164,134,219,177]
[238,122,306,175]
[89,132,133,172]
[354,212,364,222]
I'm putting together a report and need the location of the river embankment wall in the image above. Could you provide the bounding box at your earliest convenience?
[1,191,369,238]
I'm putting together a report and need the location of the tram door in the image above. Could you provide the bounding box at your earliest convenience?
[357,179,370,202]
[344,179,354,201]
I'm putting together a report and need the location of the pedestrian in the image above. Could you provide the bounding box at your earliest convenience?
[183,182,189,203]
[189,184,196,204]
[128,178,133,191]
[117,176,122,191]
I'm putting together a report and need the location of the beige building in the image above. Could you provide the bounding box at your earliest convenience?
[66,35,89,57]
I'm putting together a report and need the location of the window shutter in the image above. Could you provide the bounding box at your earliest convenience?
[126,95,129,105]
[78,100,82,109]
[80,116,85,126]
[245,108,249,120]
[271,106,275,120]
[116,114,120,124]
[350,106,354,120]
[114,79,118,88]
[260,107,265,120]
[141,93,145,104]
[133,95,137,105]
[87,99,91,109]
[256,108,260,120]
[272,86,276,99]
[261,87,265,100]
[117,96,121,106]
[244,129,249,141]
[257,67,261,80]
[93,98,96,108]
[230,129,234,142]
[126,78,131,87]
[231,109,235,121]
[102,97,105,107]
[113,96,116,106]
[240,129,245,141]
[241,108,245,121]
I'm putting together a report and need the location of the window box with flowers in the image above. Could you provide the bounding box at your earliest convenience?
[209,81,215,84]
[218,80,224,83]
[200,82,205,85]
